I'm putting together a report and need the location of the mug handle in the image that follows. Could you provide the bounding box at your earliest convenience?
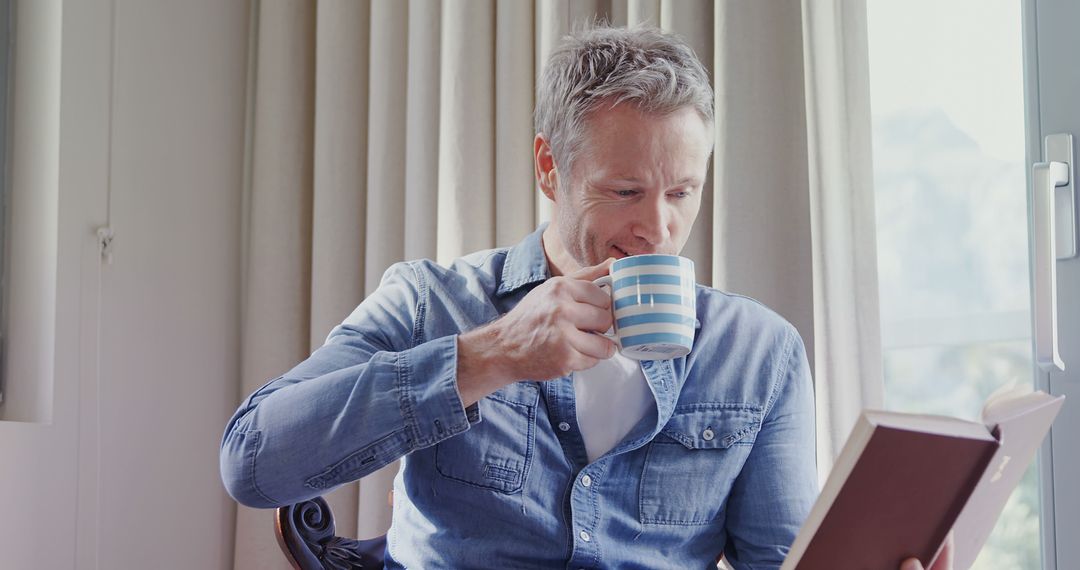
[592,276,619,344]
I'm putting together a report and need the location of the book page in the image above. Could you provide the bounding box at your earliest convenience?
[981,383,1046,428]
[865,410,995,441]
[952,390,1064,569]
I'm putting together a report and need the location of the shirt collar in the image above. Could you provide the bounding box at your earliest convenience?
[497,223,552,296]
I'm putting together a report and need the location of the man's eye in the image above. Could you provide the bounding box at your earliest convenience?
[614,189,638,197]
[670,191,691,199]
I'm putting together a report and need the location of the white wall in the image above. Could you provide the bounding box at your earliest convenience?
[0,1,248,568]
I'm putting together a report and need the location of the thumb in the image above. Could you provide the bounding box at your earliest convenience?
[929,531,954,570]
[900,558,924,570]
[568,257,615,282]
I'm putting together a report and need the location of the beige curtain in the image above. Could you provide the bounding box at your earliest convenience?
[233,1,882,567]
[711,0,885,485]
[800,0,885,485]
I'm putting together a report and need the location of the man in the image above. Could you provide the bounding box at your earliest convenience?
[221,26,951,570]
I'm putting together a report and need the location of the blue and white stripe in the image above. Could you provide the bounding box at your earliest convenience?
[608,256,696,355]
[611,254,693,270]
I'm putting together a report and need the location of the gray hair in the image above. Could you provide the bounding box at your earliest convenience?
[534,25,714,182]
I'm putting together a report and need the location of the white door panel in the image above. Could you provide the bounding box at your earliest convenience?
[1029,1,1080,566]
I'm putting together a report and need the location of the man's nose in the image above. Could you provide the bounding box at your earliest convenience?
[631,199,671,246]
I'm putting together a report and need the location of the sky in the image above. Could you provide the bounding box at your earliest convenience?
[866,0,1027,163]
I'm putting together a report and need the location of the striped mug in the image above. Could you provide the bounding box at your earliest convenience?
[594,254,697,360]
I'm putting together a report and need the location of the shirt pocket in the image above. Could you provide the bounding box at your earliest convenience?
[639,404,761,525]
[434,382,539,494]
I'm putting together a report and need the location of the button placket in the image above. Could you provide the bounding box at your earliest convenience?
[567,460,607,568]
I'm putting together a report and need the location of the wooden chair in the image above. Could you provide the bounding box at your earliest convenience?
[275,497,387,570]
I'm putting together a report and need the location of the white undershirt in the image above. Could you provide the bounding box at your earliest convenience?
[572,353,657,463]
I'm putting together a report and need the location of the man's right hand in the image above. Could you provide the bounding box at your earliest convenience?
[455,258,618,407]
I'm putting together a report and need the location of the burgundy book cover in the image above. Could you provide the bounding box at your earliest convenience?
[789,426,999,570]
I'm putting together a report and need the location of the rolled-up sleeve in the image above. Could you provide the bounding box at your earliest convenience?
[219,262,478,508]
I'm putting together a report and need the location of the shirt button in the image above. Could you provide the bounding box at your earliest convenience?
[702,428,715,441]
[581,474,592,487]
[558,422,571,432]
[579,530,591,542]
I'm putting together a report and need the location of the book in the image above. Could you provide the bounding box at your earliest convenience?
[781,386,1064,570]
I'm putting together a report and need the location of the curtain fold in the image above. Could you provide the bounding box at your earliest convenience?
[309,0,372,547]
[801,0,884,484]
[437,0,496,264]
[404,0,441,260]
[495,1,537,247]
[711,0,814,348]
[366,0,408,287]
[236,3,315,569]
[628,0,661,25]
[234,1,882,567]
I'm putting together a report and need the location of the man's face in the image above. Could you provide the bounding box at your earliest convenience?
[541,104,712,274]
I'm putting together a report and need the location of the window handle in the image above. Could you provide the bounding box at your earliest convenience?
[1031,133,1073,372]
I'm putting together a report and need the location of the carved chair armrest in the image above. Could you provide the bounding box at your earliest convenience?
[275,497,387,570]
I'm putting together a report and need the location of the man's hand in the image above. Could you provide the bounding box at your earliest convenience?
[900,532,953,570]
[456,258,618,407]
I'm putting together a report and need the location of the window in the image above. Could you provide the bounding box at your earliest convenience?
[867,1,1039,568]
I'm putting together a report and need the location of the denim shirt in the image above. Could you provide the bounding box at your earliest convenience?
[220,225,818,569]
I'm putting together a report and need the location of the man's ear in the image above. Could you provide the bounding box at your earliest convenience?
[534,134,559,201]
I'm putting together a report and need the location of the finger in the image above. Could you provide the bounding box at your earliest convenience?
[566,354,600,375]
[563,303,613,332]
[899,558,923,570]
[567,257,615,282]
[929,532,954,570]
[562,278,614,309]
[568,328,618,360]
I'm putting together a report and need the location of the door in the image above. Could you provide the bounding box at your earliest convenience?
[865,0,1078,568]
[1028,0,1080,567]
